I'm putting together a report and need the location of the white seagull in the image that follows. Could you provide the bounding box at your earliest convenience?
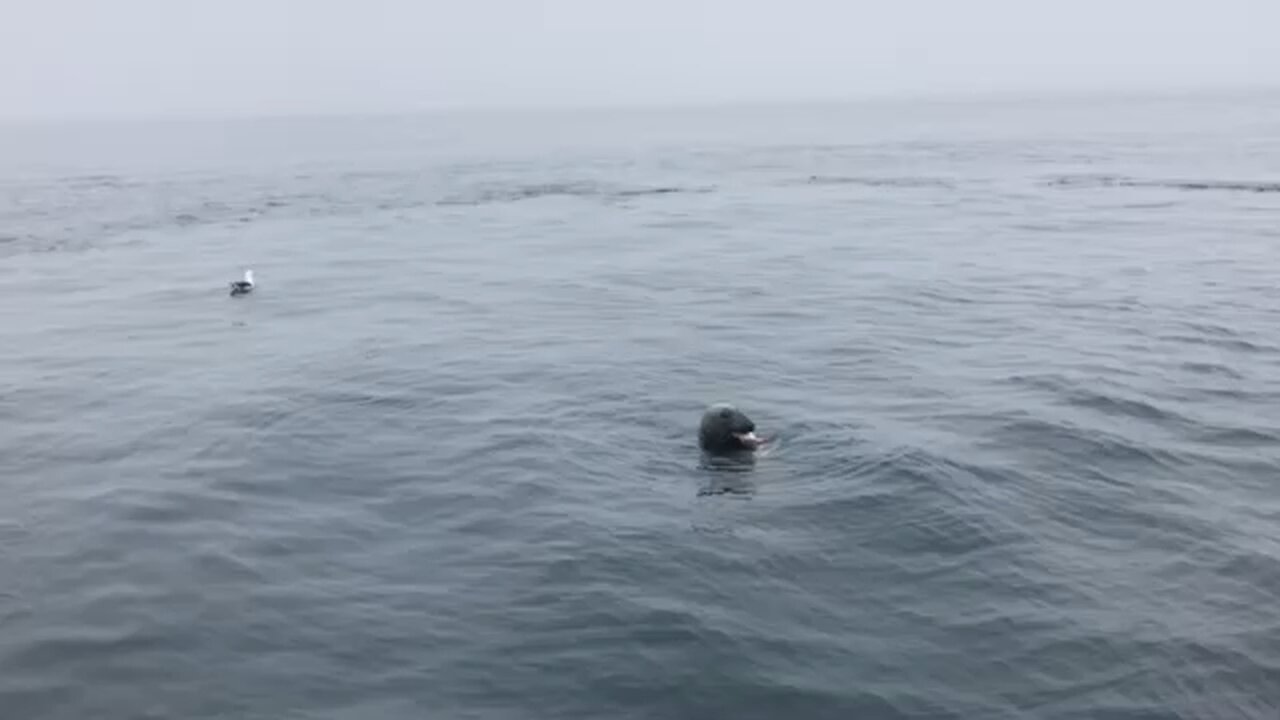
[229,269,255,296]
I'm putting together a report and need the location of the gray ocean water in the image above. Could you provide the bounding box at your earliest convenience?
[2,92,1279,719]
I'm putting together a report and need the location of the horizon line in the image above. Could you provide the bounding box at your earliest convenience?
[1,81,1277,127]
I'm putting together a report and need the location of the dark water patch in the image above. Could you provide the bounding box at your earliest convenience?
[1156,333,1278,355]
[1178,320,1244,339]
[435,181,600,205]
[437,180,714,206]
[24,236,101,255]
[1188,386,1266,403]
[1047,173,1280,194]
[1191,425,1280,448]
[0,175,439,258]
[615,186,713,197]
[696,473,758,497]
[1063,386,1189,426]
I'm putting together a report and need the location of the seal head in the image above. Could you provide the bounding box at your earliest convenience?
[699,403,763,454]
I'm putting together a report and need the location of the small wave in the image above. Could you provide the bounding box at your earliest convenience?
[913,288,980,305]
[1047,173,1280,194]
[1193,426,1280,448]
[1068,387,1189,425]
[992,417,1189,476]
[1157,333,1277,354]
[59,174,136,190]
[802,175,954,189]
[306,388,420,413]
[1179,362,1244,380]
[1007,372,1197,427]
[1121,201,1180,210]
[437,182,711,207]
[615,186,712,197]
[642,218,726,231]
[1178,320,1252,339]
[696,472,757,497]
[15,236,99,256]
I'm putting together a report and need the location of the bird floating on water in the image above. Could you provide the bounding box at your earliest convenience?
[229,269,255,296]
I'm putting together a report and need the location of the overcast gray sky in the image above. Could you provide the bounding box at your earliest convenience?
[1,0,1276,119]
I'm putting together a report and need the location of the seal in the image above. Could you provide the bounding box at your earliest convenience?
[698,403,764,455]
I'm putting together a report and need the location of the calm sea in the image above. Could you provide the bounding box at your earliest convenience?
[2,92,1279,719]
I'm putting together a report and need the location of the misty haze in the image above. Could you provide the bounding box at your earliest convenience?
[2,0,1278,118]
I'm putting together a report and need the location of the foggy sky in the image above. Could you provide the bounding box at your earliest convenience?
[2,0,1276,119]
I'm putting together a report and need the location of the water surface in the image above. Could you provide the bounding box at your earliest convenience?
[2,93,1279,719]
